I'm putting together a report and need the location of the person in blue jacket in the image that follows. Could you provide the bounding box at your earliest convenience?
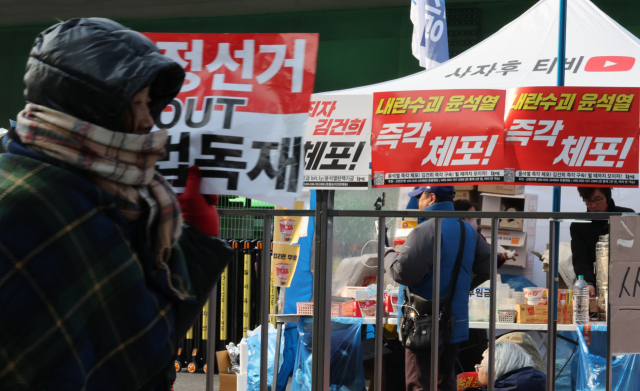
[384,186,491,391]
[469,341,546,391]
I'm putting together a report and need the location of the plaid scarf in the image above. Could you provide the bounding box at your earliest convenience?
[15,104,183,285]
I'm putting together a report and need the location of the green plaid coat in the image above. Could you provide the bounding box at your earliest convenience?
[0,133,232,390]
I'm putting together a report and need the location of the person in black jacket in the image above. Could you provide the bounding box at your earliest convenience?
[0,18,233,391]
[570,187,634,297]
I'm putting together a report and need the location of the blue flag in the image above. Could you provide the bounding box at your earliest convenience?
[411,0,449,68]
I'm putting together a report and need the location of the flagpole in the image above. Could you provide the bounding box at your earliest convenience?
[547,1,567,391]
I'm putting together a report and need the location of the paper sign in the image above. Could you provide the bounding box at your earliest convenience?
[611,307,640,354]
[303,94,372,190]
[371,89,505,187]
[271,243,300,287]
[610,215,640,263]
[143,33,319,199]
[275,201,304,244]
[469,287,490,301]
[609,215,640,354]
[504,87,640,187]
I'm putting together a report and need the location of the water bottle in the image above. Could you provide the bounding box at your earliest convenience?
[573,275,589,325]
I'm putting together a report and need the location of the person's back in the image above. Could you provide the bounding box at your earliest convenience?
[385,186,490,391]
[398,204,478,344]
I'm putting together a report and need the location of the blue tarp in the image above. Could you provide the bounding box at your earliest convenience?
[277,190,315,391]
[555,325,640,391]
[292,317,366,391]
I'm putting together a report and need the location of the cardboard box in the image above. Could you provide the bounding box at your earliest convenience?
[479,193,538,233]
[455,185,477,191]
[217,350,237,391]
[516,304,572,324]
[454,190,479,205]
[609,216,640,354]
[478,184,525,195]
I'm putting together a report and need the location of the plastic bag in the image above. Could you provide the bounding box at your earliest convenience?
[499,274,536,292]
[247,324,285,391]
[226,342,240,374]
[571,325,640,390]
[555,326,640,390]
[292,317,366,391]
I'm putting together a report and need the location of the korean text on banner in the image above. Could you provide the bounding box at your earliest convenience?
[504,87,640,187]
[371,89,505,187]
[304,95,372,190]
[271,243,301,288]
[143,33,319,198]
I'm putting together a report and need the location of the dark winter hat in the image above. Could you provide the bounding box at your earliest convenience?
[23,18,185,131]
[408,186,456,200]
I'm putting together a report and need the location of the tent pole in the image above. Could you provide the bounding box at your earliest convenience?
[548,2,568,391]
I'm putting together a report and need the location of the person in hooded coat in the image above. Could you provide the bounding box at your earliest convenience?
[0,18,233,391]
[466,341,546,391]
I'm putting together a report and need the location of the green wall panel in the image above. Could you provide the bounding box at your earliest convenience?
[1,1,640,126]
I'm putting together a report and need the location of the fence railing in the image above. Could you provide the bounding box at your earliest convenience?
[208,190,624,391]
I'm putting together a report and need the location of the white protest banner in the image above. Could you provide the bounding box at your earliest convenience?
[144,33,319,201]
[303,94,372,190]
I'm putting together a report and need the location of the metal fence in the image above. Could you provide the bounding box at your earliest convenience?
[206,190,622,391]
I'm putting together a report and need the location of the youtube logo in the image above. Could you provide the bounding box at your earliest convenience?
[585,56,635,72]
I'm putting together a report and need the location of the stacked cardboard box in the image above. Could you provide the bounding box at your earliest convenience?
[477,187,538,280]
[516,304,573,324]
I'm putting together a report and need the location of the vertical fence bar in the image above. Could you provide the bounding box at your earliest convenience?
[430,217,442,391]
[606,223,612,391]
[374,216,385,391]
[205,284,217,391]
[272,321,283,390]
[312,190,334,391]
[546,219,559,391]
[259,216,272,391]
[488,217,498,391]
[553,1,567,384]
[553,0,567,384]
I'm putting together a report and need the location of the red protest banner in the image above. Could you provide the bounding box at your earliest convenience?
[143,33,319,200]
[371,89,505,187]
[504,87,640,187]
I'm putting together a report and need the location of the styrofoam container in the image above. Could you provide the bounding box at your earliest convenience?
[523,287,545,299]
[527,298,543,305]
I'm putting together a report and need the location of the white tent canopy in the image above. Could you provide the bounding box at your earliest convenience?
[320,0,640,286]
[326,0,640,94]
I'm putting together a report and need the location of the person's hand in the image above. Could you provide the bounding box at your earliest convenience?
[497,251,518,268]
[588,285,596,297]
[177,166,220,237]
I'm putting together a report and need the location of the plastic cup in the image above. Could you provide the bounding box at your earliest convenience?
[278,219,297,242]
[523,287,545,299]
[358,300,376,317]
[275,262,292,285]
[457,372,479,390]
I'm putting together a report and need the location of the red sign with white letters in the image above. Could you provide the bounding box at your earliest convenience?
[504,87,640,187]
[145,33,318,115]
[141,33,318,199]
[371,89,506,187]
